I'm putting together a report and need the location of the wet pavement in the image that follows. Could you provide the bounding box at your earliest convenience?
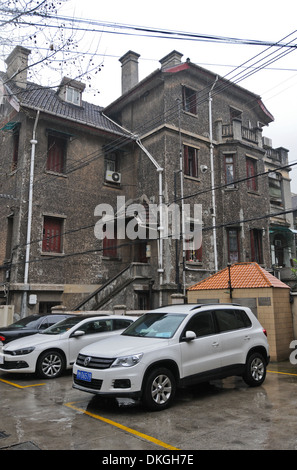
[1,361,297,451]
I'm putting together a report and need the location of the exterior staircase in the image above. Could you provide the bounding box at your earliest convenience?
[72,262,152,311]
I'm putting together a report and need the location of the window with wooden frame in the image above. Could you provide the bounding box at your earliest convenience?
[65,86,81,106]
[250,229,263,264]
[186,244,202,263]
[5,215,14,259]
[12,124,20,171]
[269,173,283,207]
[230,106,242,121]
[42,216,63,253]
[184,145,198,178]
[103,224,117,258]
[182,86,198,115]
[47,134,67,174]
[227,228,240,263]
[246,157,257,191]
[224,154,235,188]
[185,222,202,262]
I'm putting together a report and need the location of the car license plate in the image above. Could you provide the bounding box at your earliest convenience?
[77,370,92,382]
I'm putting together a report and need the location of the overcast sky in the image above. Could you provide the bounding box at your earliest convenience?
[58,0,297,192]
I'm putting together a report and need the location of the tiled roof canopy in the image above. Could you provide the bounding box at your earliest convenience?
[188,262,289,291]
[0,71,131,138]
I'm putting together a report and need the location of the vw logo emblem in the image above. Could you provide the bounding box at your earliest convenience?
[84,356,91,367]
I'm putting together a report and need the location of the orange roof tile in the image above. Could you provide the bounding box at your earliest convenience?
[188,262,289,291]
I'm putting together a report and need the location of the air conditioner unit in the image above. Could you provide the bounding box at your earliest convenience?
[263,137,272,148]
[105,171,121,183]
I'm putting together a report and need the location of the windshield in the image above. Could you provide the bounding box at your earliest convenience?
[8,316,41,329]
[122,312,186,338]
[42,316,85,335]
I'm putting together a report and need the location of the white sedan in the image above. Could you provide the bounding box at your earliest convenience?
[0,314,135,379]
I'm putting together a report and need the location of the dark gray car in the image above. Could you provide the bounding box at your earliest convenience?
[0,314,76,344]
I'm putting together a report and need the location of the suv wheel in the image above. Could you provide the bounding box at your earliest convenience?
[142,367,176,411]
[242,352,266,387]
[36,350,65,379]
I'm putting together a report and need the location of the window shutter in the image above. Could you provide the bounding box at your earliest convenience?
[43,218,62,252]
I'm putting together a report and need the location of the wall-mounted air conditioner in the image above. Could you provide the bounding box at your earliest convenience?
[105,171,121,183]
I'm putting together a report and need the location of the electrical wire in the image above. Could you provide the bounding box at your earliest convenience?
[1,22,297,270]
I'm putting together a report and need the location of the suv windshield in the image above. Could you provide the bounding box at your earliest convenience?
[122,313,186,338]
[42,316,85,335]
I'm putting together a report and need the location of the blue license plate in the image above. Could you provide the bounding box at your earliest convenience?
[77,370,92,382]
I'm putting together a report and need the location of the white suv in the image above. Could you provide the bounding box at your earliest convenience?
[72,304,270,411]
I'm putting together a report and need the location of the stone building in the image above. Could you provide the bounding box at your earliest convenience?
[100,50,295,305]
[0,46,294,315]
[0,46,138,315]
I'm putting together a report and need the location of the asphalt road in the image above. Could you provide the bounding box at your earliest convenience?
[1,361,297,453]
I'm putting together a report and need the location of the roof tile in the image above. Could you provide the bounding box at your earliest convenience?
[188,262,289,290]
[0,72,131,138]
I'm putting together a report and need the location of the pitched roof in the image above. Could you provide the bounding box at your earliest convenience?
[0,72,132,138]
[188,262,289,291]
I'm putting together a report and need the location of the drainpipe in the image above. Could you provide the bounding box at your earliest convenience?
[21,110,40,317]
[177,100,186,296]
[101,113,165,306]
[209,77,218,272]
[136,139,164,307]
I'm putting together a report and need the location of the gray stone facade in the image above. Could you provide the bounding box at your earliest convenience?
[0,47,294,315]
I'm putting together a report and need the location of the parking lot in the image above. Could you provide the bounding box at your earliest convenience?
[0,361,297,452]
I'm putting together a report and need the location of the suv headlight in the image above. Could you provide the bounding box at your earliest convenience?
[111,353,143,368]
[9,347,35,356]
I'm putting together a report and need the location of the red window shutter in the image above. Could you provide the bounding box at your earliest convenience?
[192,148,198,177]
[12,131,19,170]
[246,158,257,190]
[184,146,189,175]
[43,218,62,253]
[47,135,66,173]
[103,236,117,257]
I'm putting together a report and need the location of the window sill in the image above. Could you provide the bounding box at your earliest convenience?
[224,186,238,191]
[41,252,64,257]
[102,256,121,261]
[182,110,198,118]
[247,190,260,196]
[45,170,67,178]
[184,175,200,182]
[186,260,202,265]
[103,181,122,189]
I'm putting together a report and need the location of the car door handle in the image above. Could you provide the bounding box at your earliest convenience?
[212,342,219,347]
[244,335,251,341]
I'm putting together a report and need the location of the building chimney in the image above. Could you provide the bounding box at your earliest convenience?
[5,46,31,89]
[159,51,183,70]
[119,51,140,95]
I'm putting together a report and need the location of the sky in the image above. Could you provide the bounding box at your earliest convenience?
[7,0,297,192]
[59,0,297,192]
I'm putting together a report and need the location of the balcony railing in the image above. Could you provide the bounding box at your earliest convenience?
[242,126,257,143]
[221,123,257,143]
[266,147,281,161]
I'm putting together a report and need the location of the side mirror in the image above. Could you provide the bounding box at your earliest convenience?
[183,330,196,341]
[71,330,85,338]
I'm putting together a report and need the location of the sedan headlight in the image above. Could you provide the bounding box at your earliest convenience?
[111,353,143,368]
[9,347,35,356]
